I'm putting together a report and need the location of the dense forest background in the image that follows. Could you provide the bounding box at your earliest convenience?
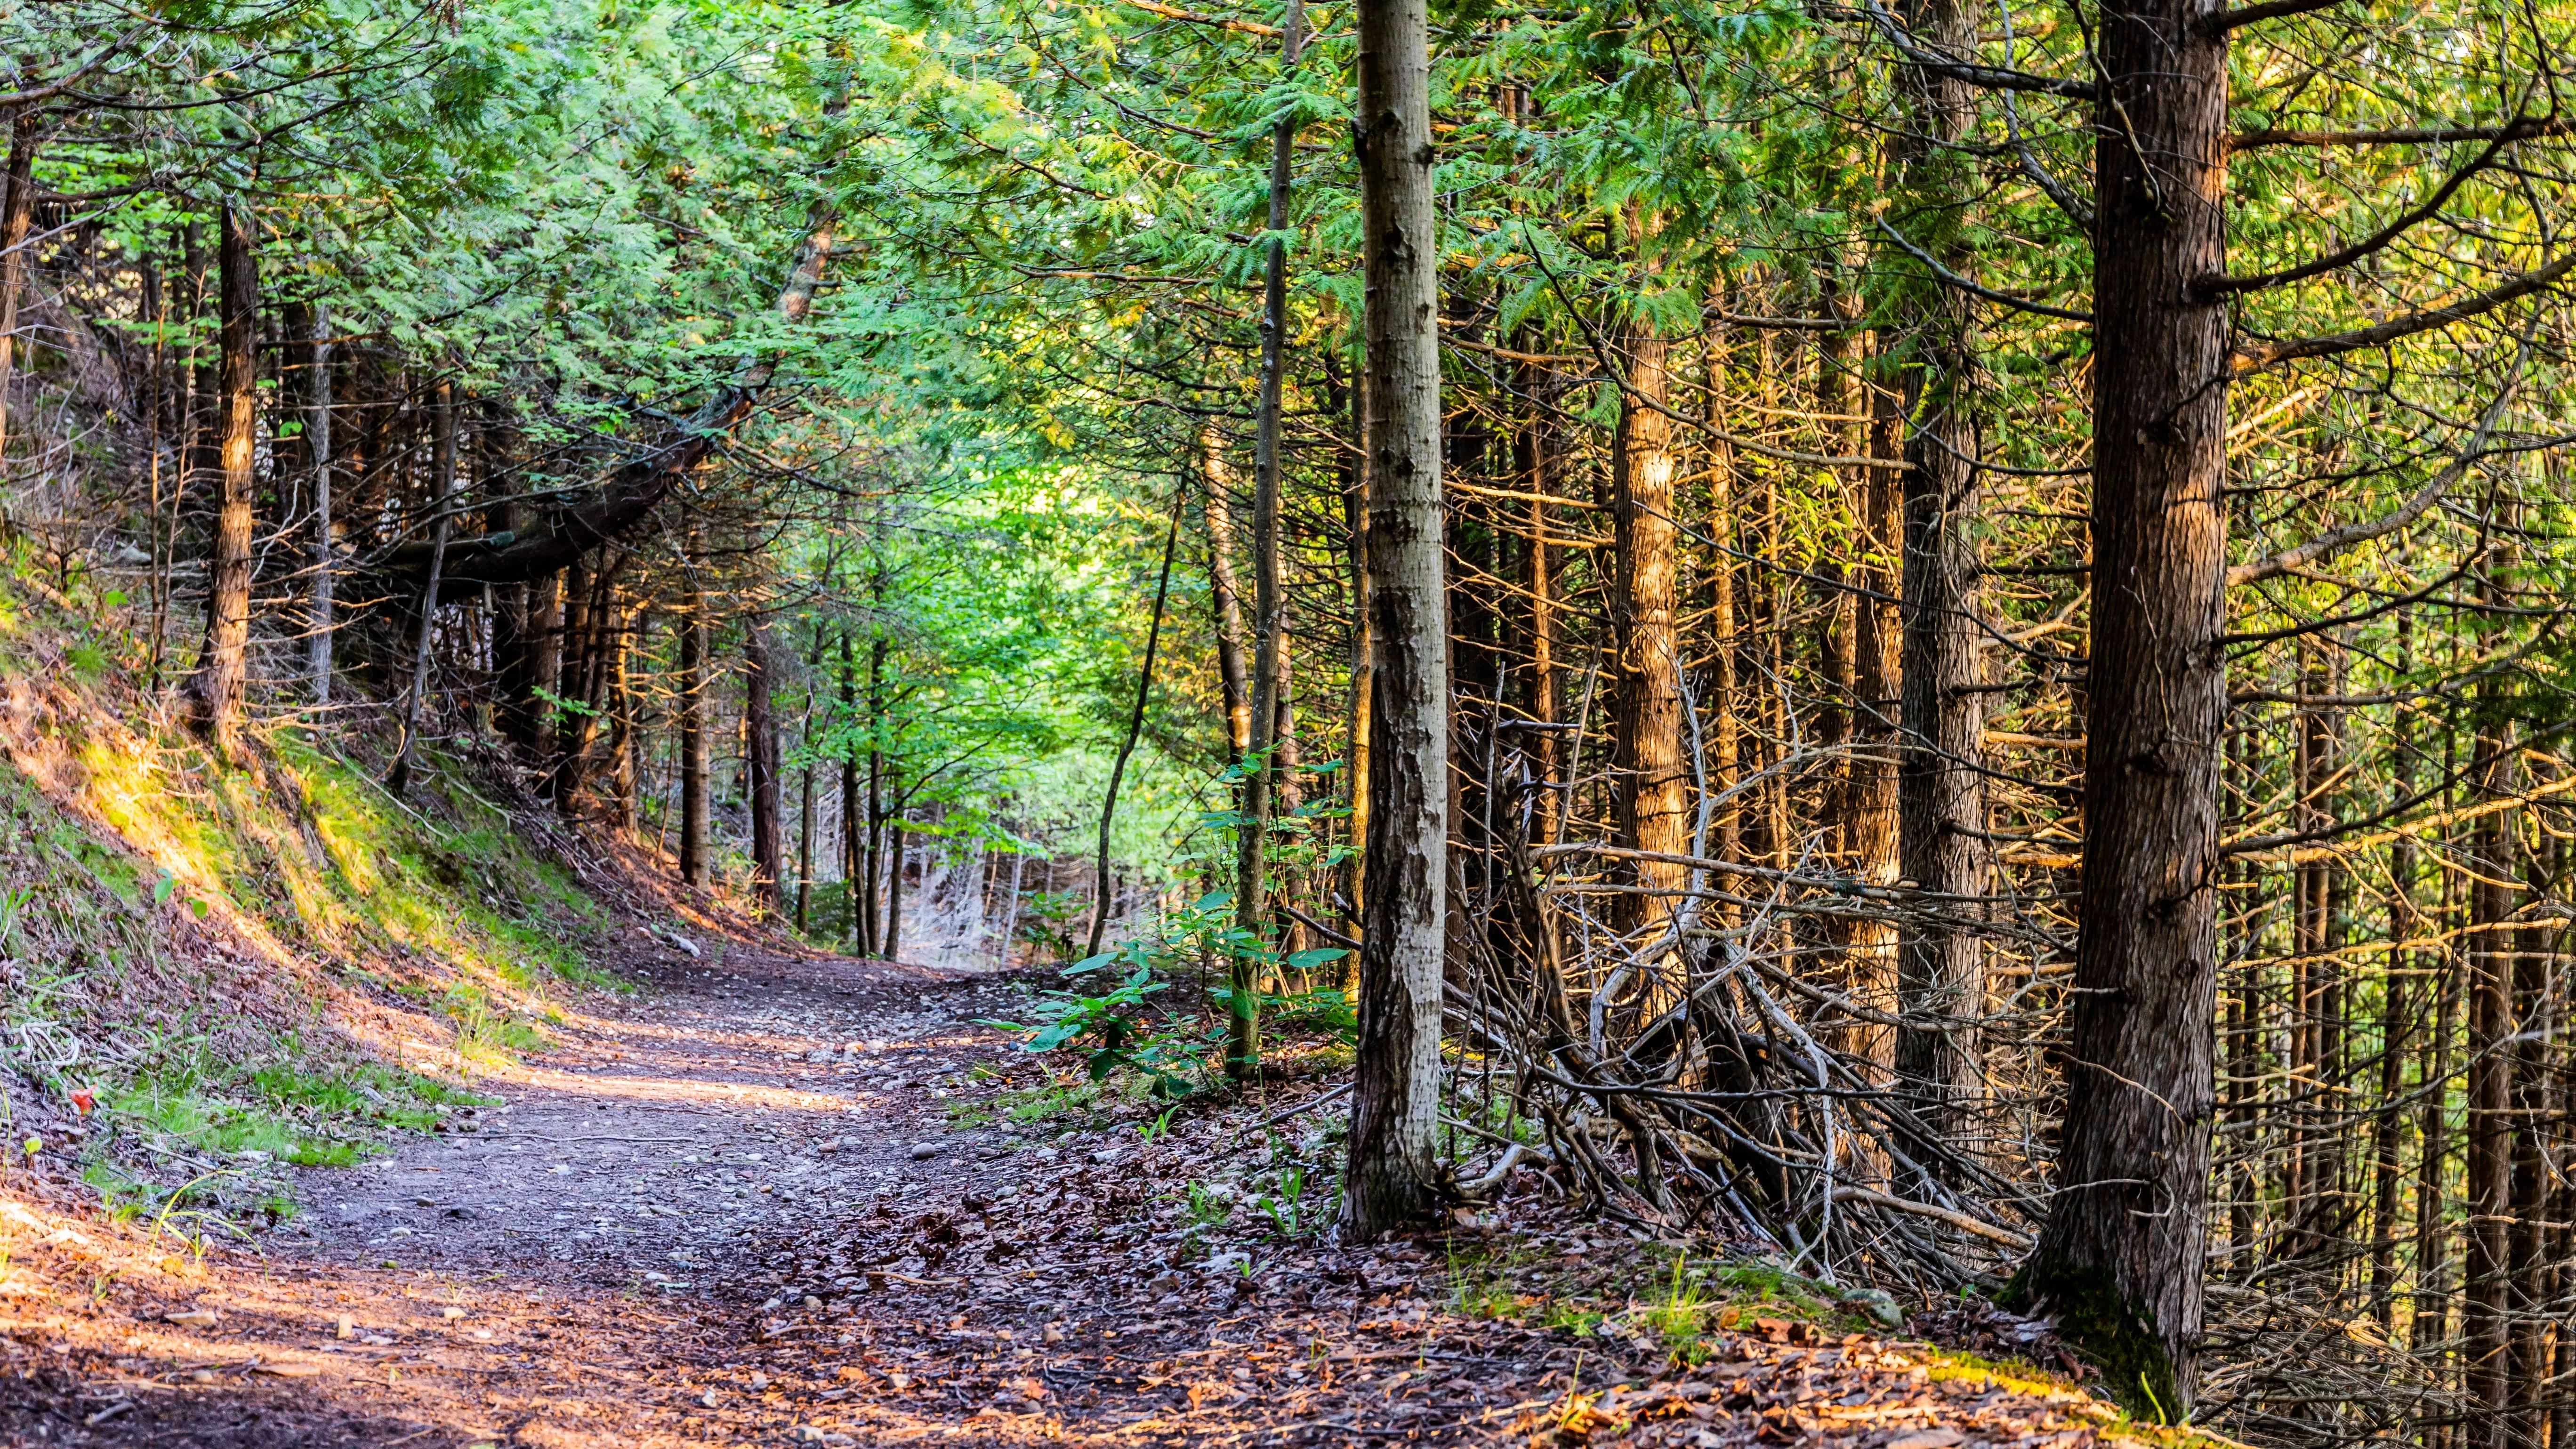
[3,0,2573,1443]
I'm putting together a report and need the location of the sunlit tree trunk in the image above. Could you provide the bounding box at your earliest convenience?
[184,203,261,762]
[1340,0,1446,1240]
[1610,285,1687,932]
[1888,0,1989,1164]
[0,108,38,467]
[1204,425,1253,760]
[1233,0,1304,1073]
[2030,0,2228,1416]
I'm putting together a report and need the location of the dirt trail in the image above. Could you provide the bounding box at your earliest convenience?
[0,937,2134,1449]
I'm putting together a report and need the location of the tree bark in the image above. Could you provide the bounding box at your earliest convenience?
[747,617,785,911]
[1610,298,1688,933]
[550,559,596,811]
[678,527,712,889]
[1230,0,1308,1073]
[1340,0,1446,1240]
[1838,344,1904,1061]
[2465,672,2517,1449]
[2028,0,2228,1417]
[1203,425,1254,760]
[388,380,459,795]
[840,628,863,953]
[1888,0,1991,1168]
[1341,359,1373,954]
[307,301,336,703]
[0,107,38,468]
[183,202,260,761]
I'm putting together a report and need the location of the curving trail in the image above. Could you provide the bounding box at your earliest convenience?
[0,934,2127,1449]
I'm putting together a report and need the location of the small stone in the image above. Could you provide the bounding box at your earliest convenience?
[792,1428,828,1444]
[441,1306,467,1320]
[700,1388,721,1409]
[909,1143,941,1160]
[167,1309,221,1328]
[805,1296,824,1312]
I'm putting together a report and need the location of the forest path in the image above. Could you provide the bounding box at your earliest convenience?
[4,935,2126,1449]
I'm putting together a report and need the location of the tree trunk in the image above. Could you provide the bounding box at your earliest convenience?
[307,301,336,702]
[747,618,784,911]
[183,203,260,761]
[1887,0,1991,1168]
[863,623,890,954]
[1835,343,1903,1078]
[678,530,712,889]
[1203,425,1253,760]
[1611,314,1686,926]
[1091,497,1184,958]
[1341,359,1373,955]
[885,811,905,960]
[2028,0,2228,1416]
[1513,347,1558,848]
[0,108,38,467]
[388,380,459,795]
[1231,0,1308,1071]
[2465,686,2518,1449]
[1340,0,1446,1240]
[2371,619,2419,1325]
[550,559,595,811]
[840,628,863,954]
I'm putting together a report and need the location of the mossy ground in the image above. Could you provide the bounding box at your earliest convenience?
[0,550,627,1234]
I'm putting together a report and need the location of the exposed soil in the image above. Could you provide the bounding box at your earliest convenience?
[0,935,2134,1448]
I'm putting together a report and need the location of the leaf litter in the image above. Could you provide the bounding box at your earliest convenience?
[0,937,2180,1448]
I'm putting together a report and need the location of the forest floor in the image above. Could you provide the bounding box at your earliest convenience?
[0,931,2146,1448]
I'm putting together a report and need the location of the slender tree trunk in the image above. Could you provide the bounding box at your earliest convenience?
[863,623,889,954]
[1204,426,1253,760]
[1887,0,1990,1169]
[1091,496,1184,958]
[0,108,38,468]
[184,203,260,761]
[1342,360,1373,953]
[608,592,637,828]
[747,618,784,911]
[1340,0,1446,1239]
[678,528,712,888]
[1513,348,1558,848]
[551,559,595,811]
[840,628,863,953]
[307,301,336,702]
[1838,345,1903,1077]
[2466,686,2518,1449]
[1230,0,1308,1073]
[388,380,459,795]
[797,626,821,933]
[2029,0,2228,1416]
[885,808,905,960]
[1610,293,1688,932]
[1701,319,1741,909]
